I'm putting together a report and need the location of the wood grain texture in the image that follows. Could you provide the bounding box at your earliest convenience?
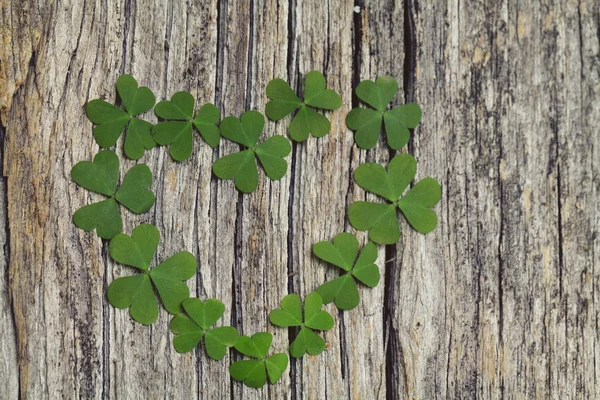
[1,0,598,398]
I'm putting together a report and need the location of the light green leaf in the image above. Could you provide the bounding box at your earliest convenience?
[313,232,358,271]
[354,154,416,202]
[304,292,334,330]
[108,224,159,271]
[348,76,421,150]
[149,251,196,314]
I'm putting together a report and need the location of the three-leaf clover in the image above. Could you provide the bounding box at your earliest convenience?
[269,292,334,358]
[71,150,156,239]
[170,298,239,359]
[86,74,156,160]
[348,154,441,244]
[265,71,342,141]
[346,76,422,150]
[213,110,291,193]
[229,332,289,388]
[313,233,380,310]
[107,224,196,325]
[153,91,221,161]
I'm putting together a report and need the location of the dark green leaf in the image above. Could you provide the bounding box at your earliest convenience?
[348,202,399,244]
[107,274,158,325]
[383,103,422,150]
[265,79,302,120]
[355,76,398,112]
[265,71,341,141]
[234,332,272,359]
[86,100,129,148]
[117,74,156,116]
[149,251,196,314]
[212,150,258,193]
[152,121,193,161]
[155,91,195,120]
[193,103,221,147]
[397,177,441,233]
[220,111,263,148]
[71,150,119,196]
[345,107,382,150]
[170,298,239,358]
[73,198,122,239]
[254,135,291,180]
[265,353,288,384]
[108,224,159,271]
[125,118,156,160]
[229,360,266,388]
[114,164,156,213]
[349,154,441,239]
[314,233,381,310]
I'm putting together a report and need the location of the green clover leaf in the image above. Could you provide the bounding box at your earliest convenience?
[265,71,342,142]
[107,224,196,325]
[313,233,380,310]
[346,76,422,150]
[152,91,221,161]
[86,74,156,160]
[213,110,291,193]
[348,154,441,244]
[71,150,156,239]
[269,292,334,358]
[169,298,239,359]
[229,332,288,388]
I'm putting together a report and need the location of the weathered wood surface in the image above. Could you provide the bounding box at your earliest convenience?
[1,0,598,398]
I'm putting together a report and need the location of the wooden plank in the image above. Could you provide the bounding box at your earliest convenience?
[1,0,598,398]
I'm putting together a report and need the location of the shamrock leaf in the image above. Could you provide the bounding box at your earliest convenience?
[265,71,342,142]
[72,150,156,239]
[153,91,221,161]
[313,233,380,310]
[346,76,422,150]
[269,292,334,358]
[107,224,196,324]
[213,110,291,193]
[348,154,441,244]
[86,74,156,160]
[229,332,288,388]
[170,298,239,359]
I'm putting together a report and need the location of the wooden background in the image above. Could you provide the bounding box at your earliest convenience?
[1,0,599,398]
